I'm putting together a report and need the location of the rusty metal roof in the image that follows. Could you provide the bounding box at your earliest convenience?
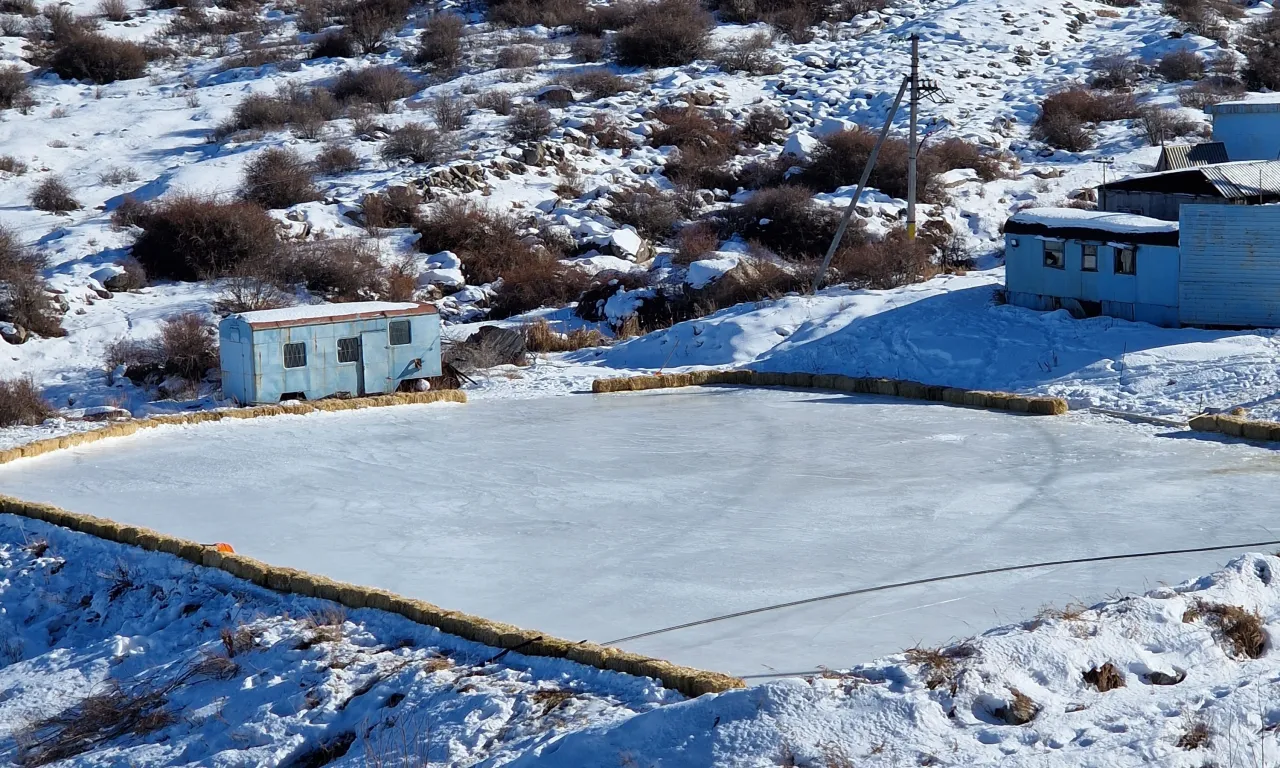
[1100,161,1280,200]
[237,301,438,330]
[1154,142,1229,172]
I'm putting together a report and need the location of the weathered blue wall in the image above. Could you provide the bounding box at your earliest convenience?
[219,313,442,404]
[1179,204,1280,327]
[1209,108,1280,162]
[1004,234,1180,327]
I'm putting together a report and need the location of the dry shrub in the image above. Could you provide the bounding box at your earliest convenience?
[800,128,992,201]
[674,220,718,264]
[1158,48,1204,82]
[831,228,934,289]
[1033,87,1140,151]
[583,112,632,149]
[1184,601,1266,659]
[48,31,145,82]
[701,257,806,308]
[712,0,884,39]
[361,185,421,228]
[219,625,255,657]
[96,0,129,19]
[495,43,541,69]
[164,6,259,37]
[0,229,63,337]
[507,103,552,142]
[489,0,586,27]
[725,185,843,260]
[1177,718,1211,750]
[1177,77,1245,108]
[927,137,1005,182]
[380,122,451,163]
[214,273,292,314]
[314,142,359,174]
[714,31,781,75]
[0,0,36,14]
[15,679,178,766]
[344,0,408,53]
[279,238,384,300]
[650,106,738,189]
[1242,10,1280,90]
[0,155,27,174]
[740,105,788,145]
[0,65,30,109]
[609,184,681,239]
[615,0,711,68]
[569,34,604,62]
[240,147,319,209]
[1164,0,1240,38]
[1137,104,1198,146]
[523,319,605,352]
[489,255,590,318]
[30,176,79,212]
[561,69,632,100]
[310,30,354,59]
[332,65,416,112]
[903,643,975,691]
[415,199,534,284]
[105,312,218,385]
[475,89,514,115]
[125,195,281,281]
[415,12,463,70]
[431,93,467,131]
[217,85,341,138]
[0,377,53,427]
[1089,53,1138,90]
[1082,662,1124,692]
[571,0,640,34]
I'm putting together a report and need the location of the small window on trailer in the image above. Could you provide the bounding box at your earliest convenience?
[337,336,360,363]
[1115,246,1137,275]
[1042,240,1065,269]
[283,342,307,368]
[1081,244,1098,272]
[389,319,411,346]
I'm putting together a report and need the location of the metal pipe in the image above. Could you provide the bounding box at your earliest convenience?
[811,75,911,294]
[907,33,920,241]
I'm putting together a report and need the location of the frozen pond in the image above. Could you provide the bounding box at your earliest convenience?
[4,387,1280,678]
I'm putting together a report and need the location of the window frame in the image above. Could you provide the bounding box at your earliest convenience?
[1115,246,1137,276]
[283,341,308,369]
[388,319,412,346]
[337,336,360,364]
[1042,240,1065,270]
[1081,243,1098,272]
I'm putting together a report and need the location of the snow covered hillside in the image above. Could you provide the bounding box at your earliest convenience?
[5,511,1280,766]
[0,0,1275,429]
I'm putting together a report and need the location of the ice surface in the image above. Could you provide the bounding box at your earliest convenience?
[3,388,1278,678]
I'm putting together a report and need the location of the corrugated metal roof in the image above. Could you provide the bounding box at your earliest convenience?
[235,301,438,330]
[1155,142,1229,171]
[1206,98,1280,115]
[1100,161,1280,199]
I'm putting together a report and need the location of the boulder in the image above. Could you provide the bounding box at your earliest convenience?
[608,226,653,262]
[90,264,132,291]
[781,131,820,161]
[535,85,575,105]
[0,322,26,345]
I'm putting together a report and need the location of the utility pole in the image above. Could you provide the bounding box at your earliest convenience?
[907,33,920,241]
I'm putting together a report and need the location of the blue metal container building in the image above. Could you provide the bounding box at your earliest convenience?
[219,301,442,405]
[1206,97,1280,162]
[1004,205,1280,329]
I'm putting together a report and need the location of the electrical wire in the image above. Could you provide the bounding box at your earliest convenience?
[603,538,1280,646]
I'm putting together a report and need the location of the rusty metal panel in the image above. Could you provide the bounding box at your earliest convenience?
[1179,204,1280,327]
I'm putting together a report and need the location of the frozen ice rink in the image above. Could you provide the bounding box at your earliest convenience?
[4,387,1279,677]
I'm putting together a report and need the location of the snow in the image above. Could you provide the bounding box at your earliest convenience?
[234,301,426,325]
[607,227,645,260]
[686,254,742,289]
[781,130,820,160]
[1007,207,1180,234]
[5,388,1280,682]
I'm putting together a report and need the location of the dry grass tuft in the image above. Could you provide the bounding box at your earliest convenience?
[523,319,606,353]
[1184,601,1266,659]
[1082,662,1124,692]
[1177,717,1211,750]
[994,688,1040,725]
[530,687,574,715]
[1036,601,1089,623]
[904,643,975,691]
[219,625,255,657]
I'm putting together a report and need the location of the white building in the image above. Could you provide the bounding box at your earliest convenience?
[1207,97,1280,161]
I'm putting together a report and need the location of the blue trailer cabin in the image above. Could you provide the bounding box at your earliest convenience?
[1003,208,1182,327]
[219,301,442,405]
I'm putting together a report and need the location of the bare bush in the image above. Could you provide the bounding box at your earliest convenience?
[1033,87,1139,151]
[507,103,552,142]
[380,121,451,163]
[488,0,587,27]
[49,31,146,83]
[415,199,536,284]
[97,165,139,185]
[105,312,217,386]
[1157,48,1204,82]
[1138,104,1198,146]
[332,65,416,112]
[217,85,341,138]
[0,0,36,15]
[475,89,513,115]
[524,319,605,352]
[1090,53,1139,90]
[649,106,738,189]
[711,0,885,40]
[489,255,591,318]
[674,220,718,264]
[714,31,780,75]
[0,155,26,175]
[30,176,79,212]
[1163,0,1241,38]
[615,0,711,68]
[215,273,292,314]
[583,112,632,149]
[560,68,632,100]
[1242,10,1280,90]
[569,34,604,62]
[240,147,319,209]
[608,184,681,238]
[124,195,282,281]
[310,30,354,59]
[831,227,934,289]
[495,43,540,69]
[0,229,63,337]
[430,93,467,131]
[1177,77,1245,108]
[279,238,385,300]
[314,142,359,174]
[725,185,845,260]
[415,12,463,70]
[0,376,53,427]
[345,0,407,53]
[740,105,788,145]
[801,127,919,199]
[0,65,29,109]
[361,185,421,228]
[97,0,129,20]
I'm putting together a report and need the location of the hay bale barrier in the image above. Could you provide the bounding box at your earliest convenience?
[1189,413,1280,444]
[0,493,745,698]
[0,389,467,467]
[592,370,1069,415]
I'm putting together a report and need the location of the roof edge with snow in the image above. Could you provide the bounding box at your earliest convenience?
[231,301,438,330]
[1004,208,1180,247]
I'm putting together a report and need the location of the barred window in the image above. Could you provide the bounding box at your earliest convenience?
[283,342,307,369]
[337,337,360,363]
[389,319,411,346]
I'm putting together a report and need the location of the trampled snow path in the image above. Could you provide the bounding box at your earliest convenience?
[4,387,1280,679]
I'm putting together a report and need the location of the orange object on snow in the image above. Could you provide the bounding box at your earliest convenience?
[214,542,235,553]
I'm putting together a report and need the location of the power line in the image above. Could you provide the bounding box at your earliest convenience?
[602,538,1280,646]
